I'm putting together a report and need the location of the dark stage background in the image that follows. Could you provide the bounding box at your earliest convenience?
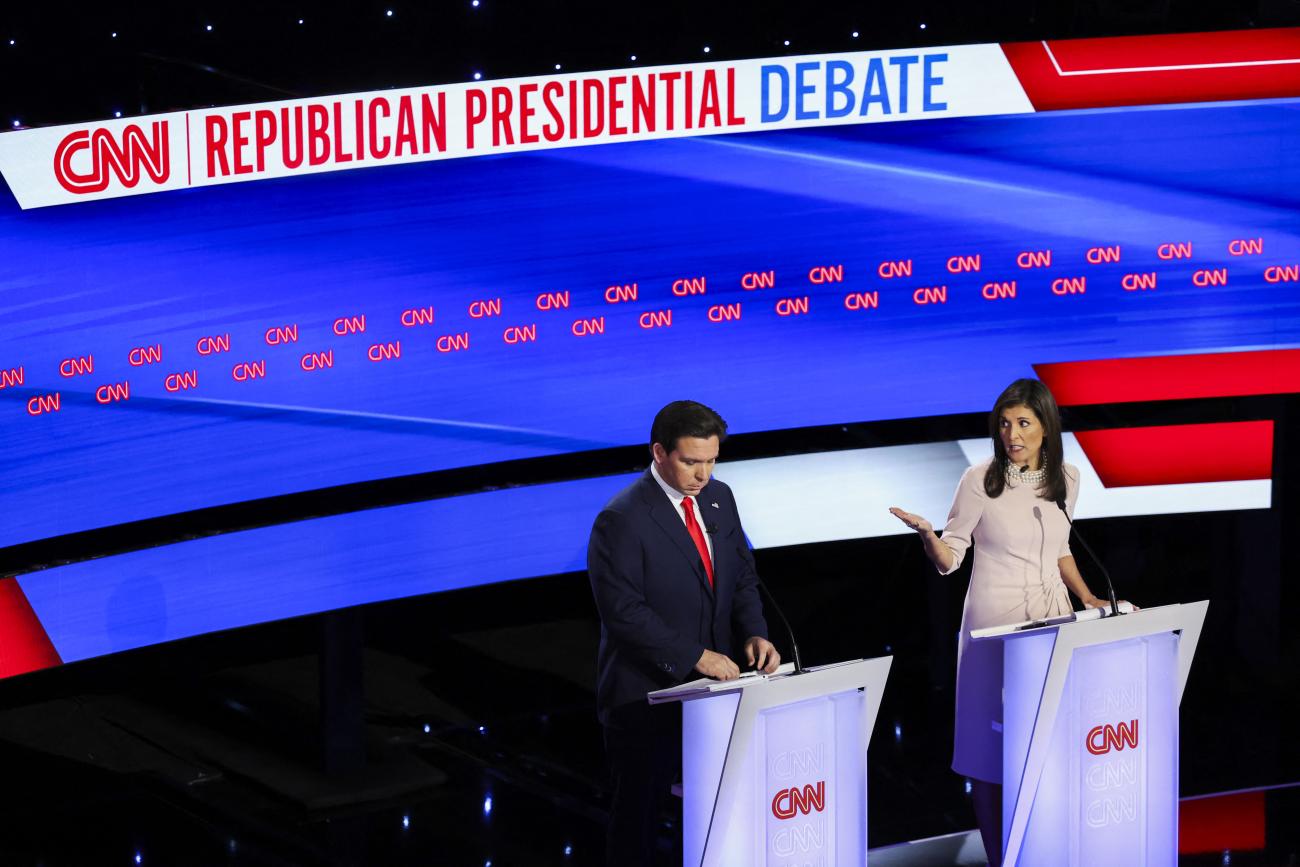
[2,2,1299,865]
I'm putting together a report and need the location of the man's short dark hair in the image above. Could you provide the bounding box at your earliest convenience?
[650,400,727,454]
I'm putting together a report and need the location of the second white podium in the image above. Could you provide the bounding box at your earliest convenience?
[973,601,1208,866]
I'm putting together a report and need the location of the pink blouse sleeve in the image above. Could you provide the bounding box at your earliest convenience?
[938,465,986,575]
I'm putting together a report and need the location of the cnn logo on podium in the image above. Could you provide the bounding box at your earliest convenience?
[53,121,171,194]
[770,781,826,820]
[1086,719,1139,756]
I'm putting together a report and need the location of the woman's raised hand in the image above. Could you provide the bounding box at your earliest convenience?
[889,507,933,534]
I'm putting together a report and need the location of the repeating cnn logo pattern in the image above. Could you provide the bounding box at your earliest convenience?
[770,781,826,820]
[53,122,170,194]
[1086,719,1139,756]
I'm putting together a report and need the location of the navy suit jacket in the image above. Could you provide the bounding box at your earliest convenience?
[588,470,768,725]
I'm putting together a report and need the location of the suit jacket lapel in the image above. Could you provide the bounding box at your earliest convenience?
[696,479,727,594]
[640,472,714,596]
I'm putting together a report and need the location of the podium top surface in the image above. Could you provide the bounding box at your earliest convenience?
[646,657,888,705]
[970,601,1204,643]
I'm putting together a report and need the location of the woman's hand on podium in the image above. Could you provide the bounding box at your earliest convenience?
[888,507,932,534]
[1082,597,1140,612]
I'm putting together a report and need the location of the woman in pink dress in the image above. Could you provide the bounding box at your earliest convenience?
[890,379,1110,866]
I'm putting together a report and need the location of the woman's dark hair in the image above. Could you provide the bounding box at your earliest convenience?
[983,378,1067,502]
[650,400,727,455]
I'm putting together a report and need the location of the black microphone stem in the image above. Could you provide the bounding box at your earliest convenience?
[1056,500,1120,618]
[706,523,804,674]
[756,574,805,675]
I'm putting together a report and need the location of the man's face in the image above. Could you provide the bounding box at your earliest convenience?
[652,435,719,497]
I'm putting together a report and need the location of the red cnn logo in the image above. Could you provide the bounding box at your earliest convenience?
[1086,720,1139,756]
[53,122,170,194]
[771,781,826,820]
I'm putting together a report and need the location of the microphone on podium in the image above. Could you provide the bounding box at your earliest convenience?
[706,522,805,675]
[1036,502,1122,618]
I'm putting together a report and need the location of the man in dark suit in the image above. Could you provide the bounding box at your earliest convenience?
[588,400,779,866]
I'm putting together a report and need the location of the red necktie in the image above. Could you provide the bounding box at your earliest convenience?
[681,498,714,588]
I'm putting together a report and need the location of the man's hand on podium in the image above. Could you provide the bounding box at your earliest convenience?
[695,648,740,681]
[745,636,781,674]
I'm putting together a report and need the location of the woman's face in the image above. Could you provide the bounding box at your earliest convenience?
[999,403,1044,469]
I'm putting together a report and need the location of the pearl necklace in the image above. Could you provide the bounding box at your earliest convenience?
[1006,464,1047,486]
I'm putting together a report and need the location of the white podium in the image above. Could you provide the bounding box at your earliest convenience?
[972,601,1208,866]
[649,657,892,867]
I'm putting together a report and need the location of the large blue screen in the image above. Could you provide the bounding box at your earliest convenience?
[3,98,1299,550]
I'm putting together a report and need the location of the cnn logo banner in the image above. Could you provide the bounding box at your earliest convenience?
[0,44,1031,210]
[54,121,171,193]
[0,113,191,208]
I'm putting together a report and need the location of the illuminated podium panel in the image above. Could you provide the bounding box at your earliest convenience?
[649,657,891,867]
[972,602,1208,867]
